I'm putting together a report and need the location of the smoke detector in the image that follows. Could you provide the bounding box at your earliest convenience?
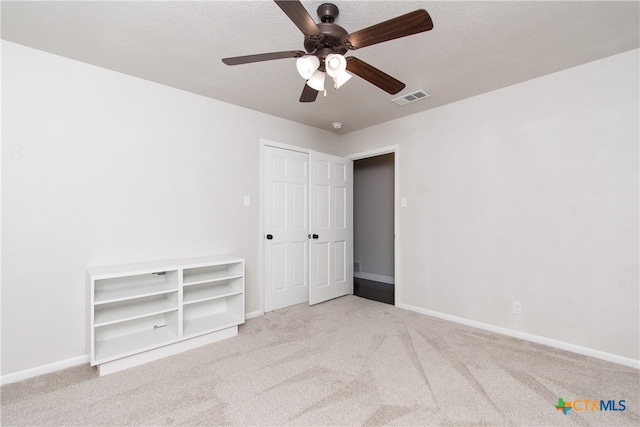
[391,89,431,106]
[332,122,343,129]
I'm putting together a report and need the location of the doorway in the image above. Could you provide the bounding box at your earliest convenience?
[353,153,395,305]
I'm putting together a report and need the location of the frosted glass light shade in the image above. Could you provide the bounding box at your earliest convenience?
[306,70,326,91]
[325,54,347,78]
[296,55,320,79]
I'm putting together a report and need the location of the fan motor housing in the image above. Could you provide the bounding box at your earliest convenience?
[304,23,348,54]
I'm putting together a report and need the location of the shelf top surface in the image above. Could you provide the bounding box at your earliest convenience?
[88,255,244,279]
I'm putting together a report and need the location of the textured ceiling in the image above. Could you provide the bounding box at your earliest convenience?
[2,1,639,134]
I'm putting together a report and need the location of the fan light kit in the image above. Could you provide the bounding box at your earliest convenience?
[297,53,351,95]
[222,1,433,103]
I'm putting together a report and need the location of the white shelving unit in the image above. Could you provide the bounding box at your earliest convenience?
[88,255,244,375]
[182,261,244,337]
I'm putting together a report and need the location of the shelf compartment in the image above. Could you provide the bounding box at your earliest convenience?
[94,293,178,327]
[94,312,179,363]
[183,312,244,337]
[183,278,243,305]
[94,270,178,305]
[183,294,244,337]
[183,262,243,286]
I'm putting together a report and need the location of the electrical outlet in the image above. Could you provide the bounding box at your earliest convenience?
[513,301,522,315]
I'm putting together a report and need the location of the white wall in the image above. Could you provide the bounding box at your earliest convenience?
[1,41,341,376]
[353,154,394,282]
[341,49,639,362]
[2,41,638,378]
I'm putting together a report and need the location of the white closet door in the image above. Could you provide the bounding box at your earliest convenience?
[309,150,353,305]
[264,146,309,312]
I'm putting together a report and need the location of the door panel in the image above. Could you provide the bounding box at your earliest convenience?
[292,241,307,287]
[264,147,309,312]
[271,244,287,291]
[317,185,330,228]
[272,182,287,228]
[335,186,346,228]
[293,183,307,228]
[334,240,346,282]
[309,151,353,305]
[315,242,330,287]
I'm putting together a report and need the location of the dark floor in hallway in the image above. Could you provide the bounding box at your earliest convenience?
[354,277,394,305]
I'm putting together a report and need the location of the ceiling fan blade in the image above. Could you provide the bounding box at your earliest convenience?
[274,0,321,37]
[222,50,305,66]
[346,57,405,95]
[343,9,433,50]
[300,83,319,103]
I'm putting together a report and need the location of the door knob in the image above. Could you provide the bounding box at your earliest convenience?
[312,234,319,239]
[266,234,273,240]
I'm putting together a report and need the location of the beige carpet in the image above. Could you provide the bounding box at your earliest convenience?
[1,295,638,426]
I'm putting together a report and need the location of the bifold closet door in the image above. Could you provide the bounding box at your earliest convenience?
[309,151,353,305]
[263,146,310,312]
[263,146,353,311]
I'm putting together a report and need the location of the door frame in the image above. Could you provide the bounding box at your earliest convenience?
[346,145,400,306]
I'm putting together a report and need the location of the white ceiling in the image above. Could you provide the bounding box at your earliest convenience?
[2,1,639,134]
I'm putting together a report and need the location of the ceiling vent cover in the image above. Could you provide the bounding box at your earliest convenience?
[391,89,431,106]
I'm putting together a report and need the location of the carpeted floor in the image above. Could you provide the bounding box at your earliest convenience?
[1,295,638,426]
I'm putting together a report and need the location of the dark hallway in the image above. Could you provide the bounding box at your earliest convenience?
[354,277,394,305]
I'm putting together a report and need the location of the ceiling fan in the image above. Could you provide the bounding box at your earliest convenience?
[222,1,433,102]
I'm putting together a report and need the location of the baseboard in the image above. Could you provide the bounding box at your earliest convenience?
[245,310,263,320]
[397,303,640,370]
[1,354,90,386]
[354,272,395,285]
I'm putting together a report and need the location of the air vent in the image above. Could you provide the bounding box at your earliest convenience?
[391,89,431,106]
